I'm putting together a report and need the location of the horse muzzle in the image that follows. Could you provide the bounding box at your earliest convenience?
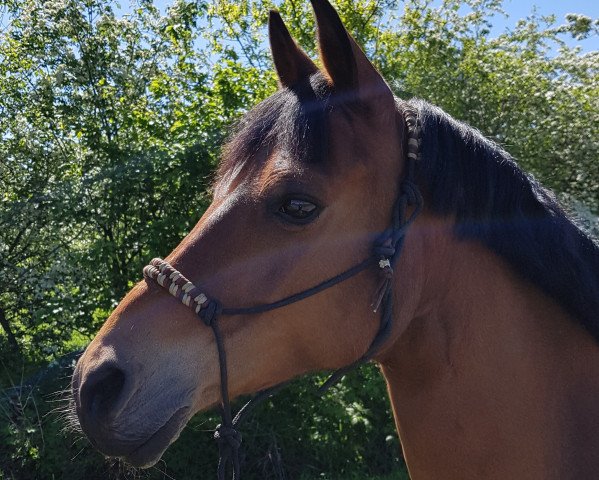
[71,352,191,467]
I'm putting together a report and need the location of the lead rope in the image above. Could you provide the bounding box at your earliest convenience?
[142,105,422,479]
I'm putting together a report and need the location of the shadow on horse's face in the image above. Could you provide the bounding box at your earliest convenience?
[72,0,403,468]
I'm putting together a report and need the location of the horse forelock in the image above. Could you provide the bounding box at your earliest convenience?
[215,73,332,186]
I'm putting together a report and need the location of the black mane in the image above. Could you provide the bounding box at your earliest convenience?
[408,98,599,341]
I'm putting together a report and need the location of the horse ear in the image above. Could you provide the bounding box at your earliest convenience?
[269,10,318,88]
[310,0,392,101]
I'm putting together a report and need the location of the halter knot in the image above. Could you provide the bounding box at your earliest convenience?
[214,424,243,450]
[373,244,395,258]
[214,424,243,480]
[371,250,394,312]
[200,299,222,327]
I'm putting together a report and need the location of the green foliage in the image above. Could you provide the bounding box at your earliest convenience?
[0,0,597,478]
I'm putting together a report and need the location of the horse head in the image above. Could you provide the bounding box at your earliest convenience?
[71,0,421,469]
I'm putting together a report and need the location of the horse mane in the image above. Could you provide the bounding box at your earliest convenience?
[406,98,599,341]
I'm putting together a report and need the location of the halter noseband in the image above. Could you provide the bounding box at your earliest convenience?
[143,106,422,479]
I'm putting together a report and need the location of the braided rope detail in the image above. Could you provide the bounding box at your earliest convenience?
[143,258,209,316]
[404,107,421,162]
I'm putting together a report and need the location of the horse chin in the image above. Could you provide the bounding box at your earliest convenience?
[123,406,191,468]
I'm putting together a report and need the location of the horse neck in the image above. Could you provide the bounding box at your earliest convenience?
[379,220,599,480]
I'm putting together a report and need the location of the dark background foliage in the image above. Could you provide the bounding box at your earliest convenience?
[0,0,597,478]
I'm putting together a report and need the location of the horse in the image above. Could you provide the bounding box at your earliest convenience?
[71,0,599,478]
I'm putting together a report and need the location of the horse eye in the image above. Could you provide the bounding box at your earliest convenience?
[279,199,318,221]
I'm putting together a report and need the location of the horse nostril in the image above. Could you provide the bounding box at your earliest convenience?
[80,365,126,423]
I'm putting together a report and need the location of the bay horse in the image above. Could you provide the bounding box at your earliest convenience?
[72,0,599,478]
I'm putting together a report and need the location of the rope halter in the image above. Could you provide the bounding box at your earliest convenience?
[142,105,422,480]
